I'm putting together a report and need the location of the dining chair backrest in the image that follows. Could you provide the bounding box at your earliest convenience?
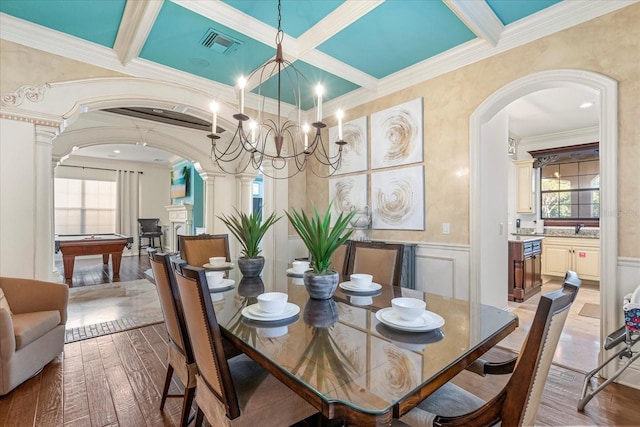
[174,265,242,419]
[504,273,581,425]
[180,233,230,268]
[347,241,404,286]
[329,241,351,276]
[149,252,193,363]
[139,218,161,234]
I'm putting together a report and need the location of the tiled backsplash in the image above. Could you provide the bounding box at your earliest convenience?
[515,227,600,238]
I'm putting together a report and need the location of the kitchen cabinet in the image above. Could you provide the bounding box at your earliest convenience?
[542,237,600,281]
[515,159,535,213]
[508,238,542,302]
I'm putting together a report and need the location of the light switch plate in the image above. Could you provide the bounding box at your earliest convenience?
[442,223,450,235]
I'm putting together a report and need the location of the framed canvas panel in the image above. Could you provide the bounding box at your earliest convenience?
[328,174,368,226]
[371,98,423,169]
[170,165,189,199]
[371,165,424,230]
[329,116,368,174]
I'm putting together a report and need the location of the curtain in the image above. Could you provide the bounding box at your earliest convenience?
[116,170,140,253]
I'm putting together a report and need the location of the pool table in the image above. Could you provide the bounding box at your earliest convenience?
[55,234,134,281]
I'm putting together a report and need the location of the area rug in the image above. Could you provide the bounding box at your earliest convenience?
[578,303,601,319]
[65,279,164,343]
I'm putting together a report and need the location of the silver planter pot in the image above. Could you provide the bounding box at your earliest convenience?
[237,257,265,278]
[303,270,339,299]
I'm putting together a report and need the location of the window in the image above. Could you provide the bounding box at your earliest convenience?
[55,178,116,234]
[540,159,599,222]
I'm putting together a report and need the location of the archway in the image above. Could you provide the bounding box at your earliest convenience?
[469,69,618,378]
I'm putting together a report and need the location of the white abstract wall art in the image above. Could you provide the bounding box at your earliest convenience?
[329,116,368,174]
[371,165,424,230]
[328,174,368,226]
[371,98,423,169]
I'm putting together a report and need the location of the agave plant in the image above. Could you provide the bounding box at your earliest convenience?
[286,203,355,275]
[218,208,281,259]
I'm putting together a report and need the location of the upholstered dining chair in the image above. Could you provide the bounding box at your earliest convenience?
[173,265,317,427]
[396,271,581,427]
[346,241,404,287]
[329,241,352,277]
[149,252,241,426]
[138,218,163,258]
[179,233,230,269]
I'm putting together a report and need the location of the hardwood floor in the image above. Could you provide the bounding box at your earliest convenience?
[18,256,635,426]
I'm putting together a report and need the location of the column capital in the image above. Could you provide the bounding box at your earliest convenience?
[35,124,59,146]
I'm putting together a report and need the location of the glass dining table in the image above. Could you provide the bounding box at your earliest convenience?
[203,260,518,426]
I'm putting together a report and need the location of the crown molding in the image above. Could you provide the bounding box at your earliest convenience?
[519,126,599,147]
[0,107,62,128]
[445,0,504,46]
[113,0,162,66]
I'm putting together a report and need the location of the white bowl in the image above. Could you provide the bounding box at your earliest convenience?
[206,271,225,287]
[209,256,226,266]
[391,297,426,321]
[350,273,373,288]
[257,292,288,314]
[292,260,310,273]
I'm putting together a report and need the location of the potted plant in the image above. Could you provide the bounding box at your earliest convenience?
[218,208,281,277]
[286,203,355,299]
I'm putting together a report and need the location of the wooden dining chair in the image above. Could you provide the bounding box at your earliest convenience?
[149,252,241,426]
[179,233,230,268]
[173,265,317,426]
[396,271,581,427]
[329,241,352,276]
[346,241,404,287]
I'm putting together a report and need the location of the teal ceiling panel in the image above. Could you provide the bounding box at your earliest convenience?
[486,0,562,25]
[222,0,343,38]
[252,60,360,111]
[0,0,125,47]
[140,1,275,87]
[316,0,476,79]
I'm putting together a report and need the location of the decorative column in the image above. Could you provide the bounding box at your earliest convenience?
[236,172,257,215]
[199,170,226,234]
[260,165,289,262]
[35,125,58,281]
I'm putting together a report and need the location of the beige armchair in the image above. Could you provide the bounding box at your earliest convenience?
[0,277,68,396]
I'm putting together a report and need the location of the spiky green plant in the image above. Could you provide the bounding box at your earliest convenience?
[285,203,355,274]
[218,208,281,258]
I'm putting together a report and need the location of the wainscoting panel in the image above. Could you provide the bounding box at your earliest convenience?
[415,243,470,300]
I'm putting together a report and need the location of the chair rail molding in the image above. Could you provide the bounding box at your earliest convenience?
[469,68,618,381]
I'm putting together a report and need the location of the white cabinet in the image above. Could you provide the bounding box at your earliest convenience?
[542,237,600,281]
[515,159,535,213]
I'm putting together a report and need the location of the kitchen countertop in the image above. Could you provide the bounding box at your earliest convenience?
[509,232,600,241]
[509,234,545,242]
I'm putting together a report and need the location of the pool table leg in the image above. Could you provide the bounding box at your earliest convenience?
[62,255,75,280]
[102,253,110,264]
[111,252,122,277]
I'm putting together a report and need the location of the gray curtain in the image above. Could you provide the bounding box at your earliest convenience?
[116,170,140,251]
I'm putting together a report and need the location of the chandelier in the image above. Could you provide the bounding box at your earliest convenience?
[207,0,345,179]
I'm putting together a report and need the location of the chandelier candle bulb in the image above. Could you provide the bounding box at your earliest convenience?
[316,85,323,122]
[303,123,309,150]
[238,76,246,114]
[337,110,344,140]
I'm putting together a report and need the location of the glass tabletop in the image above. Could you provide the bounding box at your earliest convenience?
[207,260,518,418]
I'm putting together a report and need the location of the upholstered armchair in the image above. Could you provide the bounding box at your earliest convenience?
[0,277,68,395]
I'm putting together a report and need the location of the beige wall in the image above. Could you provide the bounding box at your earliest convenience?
[0,39,125,92]
[305,4,640,258]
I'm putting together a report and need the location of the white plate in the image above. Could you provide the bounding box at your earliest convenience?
[286,268,306,277]
[376,307,445,332]
[208,278,234,290]
[242,303,300,321]
[203,262,235,270]
[339,281,382,293]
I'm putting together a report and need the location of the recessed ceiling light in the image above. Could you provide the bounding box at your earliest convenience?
[72,146,79,151]
[113,149,121,154]
[579,102,594,109]
[152,109,164,114]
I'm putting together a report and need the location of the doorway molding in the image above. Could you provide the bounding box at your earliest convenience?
[469,69,617,377]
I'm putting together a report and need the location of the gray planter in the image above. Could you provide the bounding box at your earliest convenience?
[237,257,265,278]
[303,270,339,299]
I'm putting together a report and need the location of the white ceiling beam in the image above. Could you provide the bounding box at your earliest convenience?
[444,0,504,46]
[113,0,163,66]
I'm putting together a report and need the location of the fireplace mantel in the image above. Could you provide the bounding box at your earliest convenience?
[166,204,193,253]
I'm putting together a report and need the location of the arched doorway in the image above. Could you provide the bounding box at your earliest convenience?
[469,69,618,377]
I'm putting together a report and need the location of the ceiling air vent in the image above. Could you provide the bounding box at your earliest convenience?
[200,29,242,55]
